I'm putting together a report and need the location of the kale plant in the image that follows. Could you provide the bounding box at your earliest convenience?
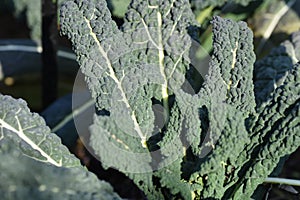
[59,0,300,199]
[0,0,299,199]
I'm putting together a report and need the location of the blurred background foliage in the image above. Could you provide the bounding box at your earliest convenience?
[1,0,299,52]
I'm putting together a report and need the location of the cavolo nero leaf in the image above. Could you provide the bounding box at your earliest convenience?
[254,31,300,106]
[182,15,255,161]
[0,94,80,167]
[203,16,256,115]
[60,0,198,173]
[60,0,300,199]
[226,62,300,199]
[0,139,121,200]
[185,16,255,199]
[0,93,121,199]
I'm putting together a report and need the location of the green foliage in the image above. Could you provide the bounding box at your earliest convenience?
[8,0,131,42]
[0,139,121,200]
[60,0,299,199]
[0,94,121,199]
[107,0,131,18]
[0,94,80,167]
[0,0,299,199]
[7,0,255,42]
[11,0,41,42]
[226,63,300,199]
[60,0,198,170]
[191,0,254,9]
[254,31,300,106]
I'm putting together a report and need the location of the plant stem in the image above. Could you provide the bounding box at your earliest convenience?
[256,0,296,54]
[196,6,214,24]
[265,177,300,187]
[52,99,94,133]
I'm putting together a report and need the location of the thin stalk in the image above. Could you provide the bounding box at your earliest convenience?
[52,99,94,132]
[256,0,296,54]
[264,177,300,187]
[196,6,214,24]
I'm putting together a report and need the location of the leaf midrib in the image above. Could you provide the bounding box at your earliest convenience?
[83,16,147,148]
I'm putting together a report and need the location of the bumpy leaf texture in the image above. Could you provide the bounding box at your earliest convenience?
[60,0,198,173]
[165,15,255,199]
[0,94,80,167]
[254,31,300,106]
[225,62,300,199]
[60,0,300,199]
[186,16,255,199]
[0,93,121,200]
